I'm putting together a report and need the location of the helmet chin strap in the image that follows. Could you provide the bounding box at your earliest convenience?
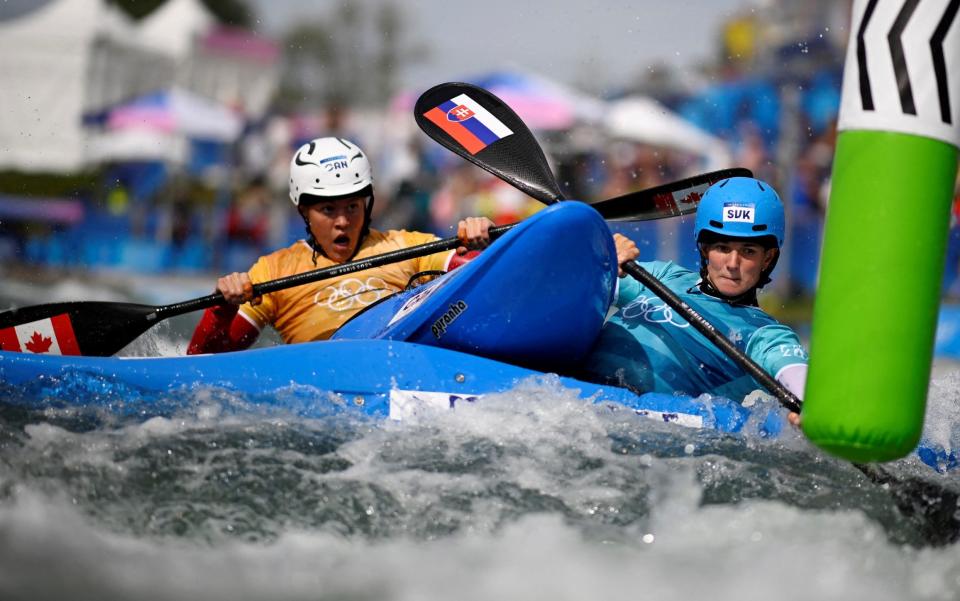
[303,217,325,266]
[696,273,760,307]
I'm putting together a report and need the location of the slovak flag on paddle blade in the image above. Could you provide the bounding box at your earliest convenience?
[0,314,81,355]
[422,93,513,155]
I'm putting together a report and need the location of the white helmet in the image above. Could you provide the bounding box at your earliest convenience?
[288,137,373,206]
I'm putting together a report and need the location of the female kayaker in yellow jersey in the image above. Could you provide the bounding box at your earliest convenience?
[187,137,494,354]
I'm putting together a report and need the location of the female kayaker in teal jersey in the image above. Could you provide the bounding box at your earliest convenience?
[589,177,808,424]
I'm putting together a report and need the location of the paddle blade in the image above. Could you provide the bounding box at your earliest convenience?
[590,167,754,221]
[414,82,564,204]
[0,301,160,357]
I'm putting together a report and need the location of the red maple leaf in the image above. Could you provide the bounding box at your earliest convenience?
[25,331,53,353]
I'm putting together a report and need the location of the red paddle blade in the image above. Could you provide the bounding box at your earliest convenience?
[590,168,754,221]
[0,301,159,356]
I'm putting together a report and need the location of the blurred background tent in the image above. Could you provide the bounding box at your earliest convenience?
[0,0,281,274]
[136,0,280,116]
[0,0,278,173]
[604,96,732,170]
[387,68,605,137]
[137,0,216,58]
[466,69,605,131]
[86,88,244,166]
[0,0,172,172]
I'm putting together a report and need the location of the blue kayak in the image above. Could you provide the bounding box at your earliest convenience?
[0,201,770,436]
[6,200,950,471]
[332,201,618,370]
[0,337,764,433]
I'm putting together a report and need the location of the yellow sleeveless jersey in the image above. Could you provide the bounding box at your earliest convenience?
[239,229,453,343]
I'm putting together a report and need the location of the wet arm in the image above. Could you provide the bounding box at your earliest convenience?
[186,272,262,355]
[186,304,260,354]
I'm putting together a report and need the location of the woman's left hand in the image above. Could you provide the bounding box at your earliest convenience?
[613,233,640,276]
[457,216,495,253]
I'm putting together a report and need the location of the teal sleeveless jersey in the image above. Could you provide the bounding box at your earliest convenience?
[583,261,807,400]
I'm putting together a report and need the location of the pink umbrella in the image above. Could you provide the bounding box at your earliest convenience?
[393,69,603,131]
[107,88,243,142]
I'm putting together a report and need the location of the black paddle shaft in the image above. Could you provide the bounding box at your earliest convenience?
[0,225,514,356]
[156,224,514,321]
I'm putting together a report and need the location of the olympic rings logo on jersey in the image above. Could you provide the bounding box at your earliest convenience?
[315,277,394,311]
[621,294,690,328]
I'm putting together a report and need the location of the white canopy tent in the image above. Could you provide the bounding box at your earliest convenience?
[0,0,276,172]
[137,0,280,117]
[604,96,732,170]
[137,0,216,59]
[0,0,172,172]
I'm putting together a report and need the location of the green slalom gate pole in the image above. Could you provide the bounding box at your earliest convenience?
[802,0,959,462]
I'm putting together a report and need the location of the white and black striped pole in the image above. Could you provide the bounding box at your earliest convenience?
[803,0,959,462]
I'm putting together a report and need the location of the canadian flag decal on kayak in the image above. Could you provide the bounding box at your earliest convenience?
[0,313,80,355]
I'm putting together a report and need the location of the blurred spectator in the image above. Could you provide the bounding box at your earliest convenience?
[226,176,270,249]
[600,143,674,200]
[428,164,542,231]
[429,164,480,230]
[735,122,777,185]
[171,194,193,248]
[377,139,438,232]
[471,178,540,225]
[791,119,836,216]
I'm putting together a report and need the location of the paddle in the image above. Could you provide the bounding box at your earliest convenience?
[415,81,801,413]
[590,167,752,221]
[0,225,507,357]
[0,167,728,357]
[415,81,960,541]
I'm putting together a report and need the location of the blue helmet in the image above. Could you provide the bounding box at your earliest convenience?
[694,177,785,248]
